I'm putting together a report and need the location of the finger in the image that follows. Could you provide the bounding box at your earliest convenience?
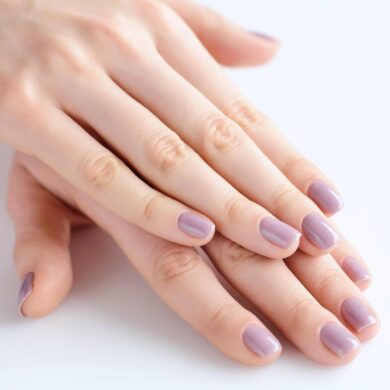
[106,42,336,256]
[285,251,379,342]
[21,104,215,246]
[151,12,344,218]
[21,155,282,366]
[7,157,74,318]
[204,234,361,365]
[331,238,372,290]
[159,0,279,66]
[54,70,300,259]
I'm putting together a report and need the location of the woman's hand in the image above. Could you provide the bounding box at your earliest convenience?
[0,0,343,259]
[7,152,379,366]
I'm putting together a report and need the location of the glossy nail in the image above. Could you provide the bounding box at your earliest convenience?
[260,217,301,248]
[342,257,370,285]
[250,31,279,43]
[243,324,281,358]
[178,212,215,239]
[18,272,34,316]
[320,323,359,357]
[308,180,344,214]
[302,213,339,249]
[341,297,376,332]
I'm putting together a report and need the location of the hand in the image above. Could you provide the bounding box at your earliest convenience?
[7,152,379,366]
[1,0,342,259]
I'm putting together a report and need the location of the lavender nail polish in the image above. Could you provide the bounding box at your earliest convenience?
[341,297,376,332]
[250,31,279,43]
[308,180,344,215]
[178,212,215,239]
[260,217,301,248]
[302,213,339,249]
[18,272,34,316]
[342,257,370,285]
[320,323,359,357]
[243,324,281,358]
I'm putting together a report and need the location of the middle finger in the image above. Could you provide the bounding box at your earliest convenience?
[205,234,362,365]
[54,68,300,259]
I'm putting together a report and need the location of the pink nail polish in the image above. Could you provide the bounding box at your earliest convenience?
[18,272,34,317]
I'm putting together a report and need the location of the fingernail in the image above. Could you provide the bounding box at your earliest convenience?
[341,297,376,332]
[249,31,279,43]
[243,324,282,358]
[302,213,339,249]
[260,217,301,248]
[342,257,370,285]
[178,212,215,239]
[18,272,34,317]
[308,180,344,214]
[320,323,359,357]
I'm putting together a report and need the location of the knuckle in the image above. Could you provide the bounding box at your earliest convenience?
[223,194,249,222]
[280,155,307,177]
[285,296,317,328]
[82,154,123,189]
[200,113,245,154]
[203,302,242,334]
[314,268,347,298]
[39,37,91,75]
[142,0,177,25]
[271,184,301,212]
[154,248,200,282]
[220,240,259,267]
[140,193,166,221]
[225,99,265,131]
[90,11,143,52]
[147,131,191,173]
[0,74,39,119]
[15,230,64,253]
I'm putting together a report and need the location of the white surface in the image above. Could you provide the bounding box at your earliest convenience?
[1,0,390,388]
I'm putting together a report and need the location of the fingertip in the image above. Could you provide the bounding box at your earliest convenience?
[307,179,344,216]
[241,323,282,366]
[249,31,280,45]
[18,254,73,319]
[340,257,372,290]
[18,272,34,317]
[216,34,280,68]
[177,211,216,245]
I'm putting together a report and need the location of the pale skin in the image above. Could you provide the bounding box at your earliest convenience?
[1,0,345,259]
[8,153,379,366]
[2,0,380,365]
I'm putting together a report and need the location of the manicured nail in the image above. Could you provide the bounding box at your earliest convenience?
[302,213,339,249]
[18,272,34,316]
[308,180,344,215]
[178,212,215,239]
[250,31,279,43]
[342,257,370,285]
[341,297,376,332]
[260,217,301,248]
[320,323,359,357]
[243,324,282,358]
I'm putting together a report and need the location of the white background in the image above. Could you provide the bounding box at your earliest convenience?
[1,0,389,389]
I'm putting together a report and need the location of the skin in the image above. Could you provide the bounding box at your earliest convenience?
[3,0,379,366]
[1,0,344,259]
[7,152,379,366]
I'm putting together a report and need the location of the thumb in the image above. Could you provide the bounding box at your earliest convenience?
[161,0,279,67]
[7,154,76,318]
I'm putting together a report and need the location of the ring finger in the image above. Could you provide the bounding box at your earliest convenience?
[147,12,342,255]
[205,234,363,365]
[19,154,282,366]
[53,67,300,259]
